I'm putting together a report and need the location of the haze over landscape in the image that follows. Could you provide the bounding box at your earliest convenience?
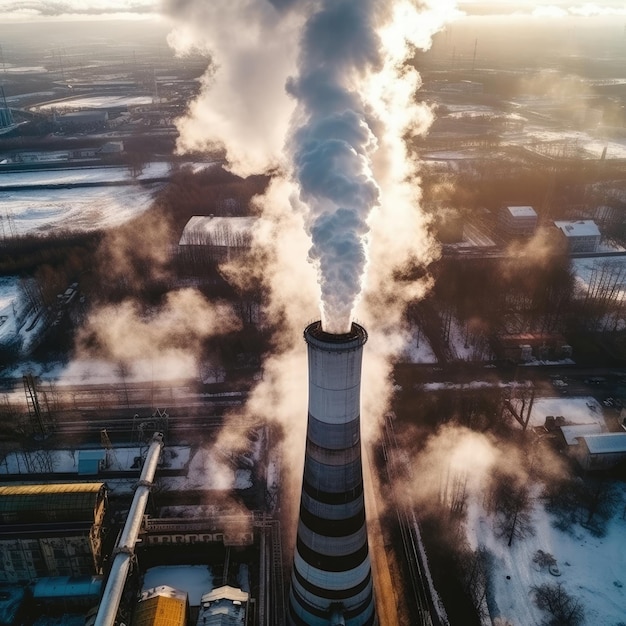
[0,2,625,626]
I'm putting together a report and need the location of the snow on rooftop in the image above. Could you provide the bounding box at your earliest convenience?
[559,423,604,446]
[0,184,163,236]
[142,565,213,607]
[553,219,600,238]
[582,432,626,454]
[35,95,154,111]
[179,216,257,247]
[506,205,536,217]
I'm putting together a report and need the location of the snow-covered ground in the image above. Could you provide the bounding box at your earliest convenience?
[467,482,626,626]
[516,396,607,430]
[0,183,163,236]
[0,160,218,237]
[0,162,173,188]
[502,125,626,160]
[0,445,191,475]
[571,257,626,299]
[401,332,437,364]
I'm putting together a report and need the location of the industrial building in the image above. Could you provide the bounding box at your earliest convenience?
[56,109,109,131]
[288,322,375,626]
[196,585,249,626]
[132,585,189,626]
[554,219,601,254]
[178,216,257,270]
[574,432,626,471]
[0,483,107,582]
[498,205,538,236]
[30,575,103,614]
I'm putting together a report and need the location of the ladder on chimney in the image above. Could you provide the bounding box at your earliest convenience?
[23,374,52,437]
[270,519,286,626]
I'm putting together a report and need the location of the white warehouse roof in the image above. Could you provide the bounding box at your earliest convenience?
[179,216,257,247]
[560,423,603,446]
[506,205,536,218]
[554,220,600,238]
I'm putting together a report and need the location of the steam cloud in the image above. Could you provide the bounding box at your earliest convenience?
[163,0,460,551]
[166,0,457,334]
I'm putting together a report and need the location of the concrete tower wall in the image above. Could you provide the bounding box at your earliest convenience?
[288,322,375,626]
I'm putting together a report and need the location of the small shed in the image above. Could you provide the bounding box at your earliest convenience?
[575,432,626,471]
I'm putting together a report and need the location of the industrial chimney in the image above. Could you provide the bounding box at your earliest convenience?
[288,321,376,626]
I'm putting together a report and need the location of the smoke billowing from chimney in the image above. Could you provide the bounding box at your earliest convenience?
[286,1,384,333]
[165,0,458,334]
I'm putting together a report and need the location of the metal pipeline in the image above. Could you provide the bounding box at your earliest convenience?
[94,432,164,626]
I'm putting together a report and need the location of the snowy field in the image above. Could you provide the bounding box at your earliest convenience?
[503,125,626,160]
[467,482,626,626]
[0,161,173,188]
[0,183,163,236]
[400,331,437,364]
[0,160,218,237]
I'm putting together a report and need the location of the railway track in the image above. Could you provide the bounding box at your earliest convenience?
[381,413,447,626]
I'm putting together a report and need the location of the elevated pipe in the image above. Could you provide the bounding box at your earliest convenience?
[94,432,164,626]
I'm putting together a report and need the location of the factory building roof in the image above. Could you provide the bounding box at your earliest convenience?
[179,216,256,247]
[505,205,537,218]
[31,576,102,600]
[560,423,604,446]
[59,110,108,122]
[0,482,105,523]
[554,220,600,238]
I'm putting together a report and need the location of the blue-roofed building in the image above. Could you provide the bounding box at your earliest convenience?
[575,432,626,470]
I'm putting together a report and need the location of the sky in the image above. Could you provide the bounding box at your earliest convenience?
[0,1,626,22]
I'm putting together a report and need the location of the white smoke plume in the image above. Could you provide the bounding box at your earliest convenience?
[162,1,461,541]
[75,288,242,377]
[163,0,305,176]
[165,0,459,334]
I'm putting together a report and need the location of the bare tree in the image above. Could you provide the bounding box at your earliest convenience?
[578,478,619,531]
[487,471,535,546]
[532,582,584,626]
